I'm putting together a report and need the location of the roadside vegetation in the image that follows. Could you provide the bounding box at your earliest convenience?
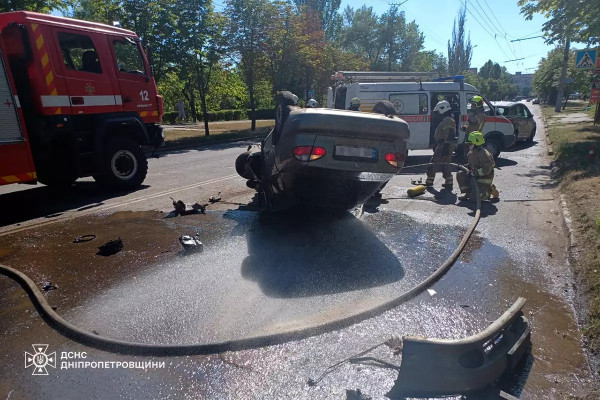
[162,121,274,148]
[542,102,600,356]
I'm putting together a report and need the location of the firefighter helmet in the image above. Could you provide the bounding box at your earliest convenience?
[306,99,318,108]
[433,100,451,114]
[469,95,483,107]
[350,97,361,107]
[466,131,485,146]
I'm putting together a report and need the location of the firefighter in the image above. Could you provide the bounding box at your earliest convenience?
[425,100,457,188]
[348,97,361,111]
[464,95,485,133]
[456,131,499,201]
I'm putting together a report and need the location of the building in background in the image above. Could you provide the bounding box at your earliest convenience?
[512,72,534,97]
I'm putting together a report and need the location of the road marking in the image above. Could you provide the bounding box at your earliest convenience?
[0,174,239,237]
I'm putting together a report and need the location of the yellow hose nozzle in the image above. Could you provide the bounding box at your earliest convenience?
[407,185,426,198]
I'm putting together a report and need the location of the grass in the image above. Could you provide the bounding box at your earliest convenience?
[163,120,275,148]
[542,103,600,357]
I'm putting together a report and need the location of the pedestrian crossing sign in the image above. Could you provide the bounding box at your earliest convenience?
[575,49,597,69]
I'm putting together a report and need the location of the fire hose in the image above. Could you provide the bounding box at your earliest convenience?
[0,162,481,356]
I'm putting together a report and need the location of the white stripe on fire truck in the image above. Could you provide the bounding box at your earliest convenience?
[13,96,20,108]
[41,95,126,107]
[40,95,70,107]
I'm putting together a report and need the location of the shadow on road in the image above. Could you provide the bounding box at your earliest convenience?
[0,182,149,227]
[502,140,538,152]
[225,209,405,298]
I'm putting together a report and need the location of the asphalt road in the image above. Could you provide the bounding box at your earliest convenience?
[0,104,597,399]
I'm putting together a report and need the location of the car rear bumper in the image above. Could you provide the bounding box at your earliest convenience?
[281,167,395,208]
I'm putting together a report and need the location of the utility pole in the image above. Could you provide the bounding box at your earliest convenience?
[555,37,570,112]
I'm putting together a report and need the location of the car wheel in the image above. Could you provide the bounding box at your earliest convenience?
[483,137,502,160]
[527,127,536,142]
[96,137,147,189]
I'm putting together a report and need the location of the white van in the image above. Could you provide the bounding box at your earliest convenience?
[327,72,516,158]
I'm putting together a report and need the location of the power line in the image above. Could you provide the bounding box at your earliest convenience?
[510,35,544,42]
[482,0,508,36]
[457,0,511,60]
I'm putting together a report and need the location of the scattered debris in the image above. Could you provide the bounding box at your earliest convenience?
[41,281,58,291]
[460,304,470,308]
[209,192,222,203]
[411,178,423,185]
[171,197,186,214]
[191,203,207,213]
[427,289,437,296]
[548,251,553,257]
[179,235,203,253]
[73,234,96,243]
[97,238,123,256]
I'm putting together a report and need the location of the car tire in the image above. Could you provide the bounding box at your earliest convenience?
[527,127,536,142]
[483,137,502,160]
[95,137,147,189]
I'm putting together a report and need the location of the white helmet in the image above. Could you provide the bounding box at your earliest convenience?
[306,99,318,108]
[433,100,451,114]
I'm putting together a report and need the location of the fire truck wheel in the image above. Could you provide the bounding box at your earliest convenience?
[99,137,148,189]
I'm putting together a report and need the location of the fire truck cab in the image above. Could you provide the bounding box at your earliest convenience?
[0,11,164,188]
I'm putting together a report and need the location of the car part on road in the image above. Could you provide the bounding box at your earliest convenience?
[96,238,123,256]
[386,297,530,398]
[191,203,207,213]
[0,161,481,356]
[171,197,186,214]
[407,185,426,198]
[209,193,222,203]
[179,235,203,253]
[41,281,58,292]
[410,178,423,185]
[73,234,96,243]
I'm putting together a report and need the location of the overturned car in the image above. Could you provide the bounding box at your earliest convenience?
[236,93,410,210]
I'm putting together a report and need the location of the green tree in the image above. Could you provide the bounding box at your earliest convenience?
[292,0,342,40]
[0,0,65,12]
[341,4,424,72]
[447,5,472,75]
[532,48,590,104]
[225,0,273,131]
[519,0,600,111]
[413,51,448,76]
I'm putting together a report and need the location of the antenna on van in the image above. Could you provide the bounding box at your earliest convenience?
[418,78,424,91]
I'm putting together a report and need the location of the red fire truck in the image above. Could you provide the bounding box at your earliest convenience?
[0,11,164,189]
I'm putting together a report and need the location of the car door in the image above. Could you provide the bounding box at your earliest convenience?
[515,104,530,139]
[109,36,157,117]
[522,105,535,136]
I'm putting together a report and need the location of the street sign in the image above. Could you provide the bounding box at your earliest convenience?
[575,49,597,69]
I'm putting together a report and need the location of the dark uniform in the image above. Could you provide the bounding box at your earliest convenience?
[426,115,457,186]
[456,146,495,200]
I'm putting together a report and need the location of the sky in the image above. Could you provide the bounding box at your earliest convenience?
[340,0,567,75]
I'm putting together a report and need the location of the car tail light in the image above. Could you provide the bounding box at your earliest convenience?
[293,146,326,161]
[385,152,405,168]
